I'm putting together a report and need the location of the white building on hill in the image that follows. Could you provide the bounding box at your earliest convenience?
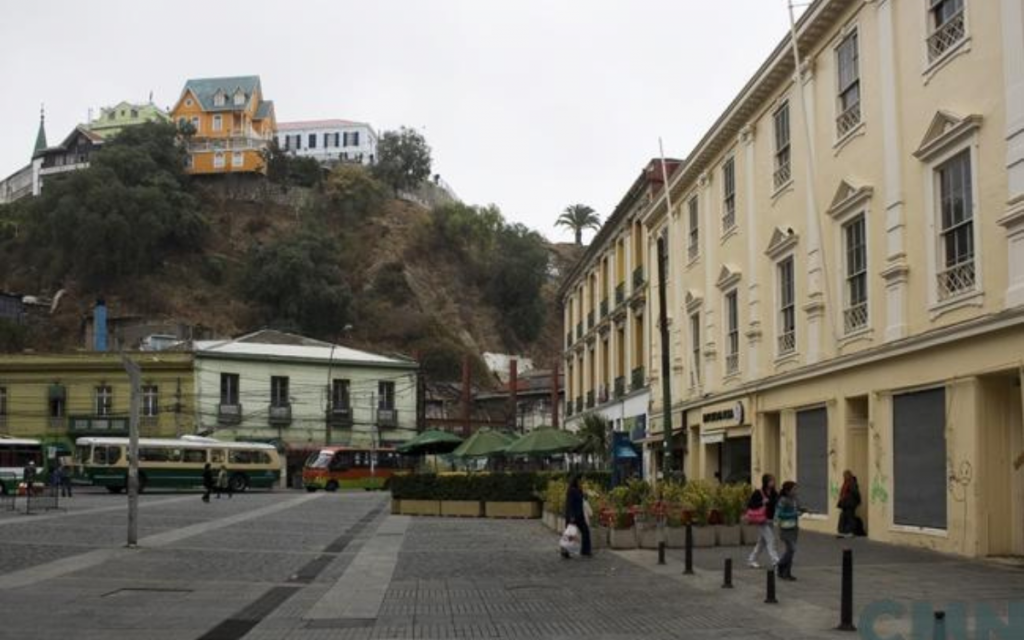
[276,119,378,166]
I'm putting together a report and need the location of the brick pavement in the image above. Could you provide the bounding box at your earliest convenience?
[1,491,1022,639]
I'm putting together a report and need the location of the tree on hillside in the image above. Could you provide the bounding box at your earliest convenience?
[240,228,352,337]
[372,127,432,195]
[325,164,387,219]
[22,121,207,288]
[487,222,549,345]
[556,204,601,245]
[263,140,322,189]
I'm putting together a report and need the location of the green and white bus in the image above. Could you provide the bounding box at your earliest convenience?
[0,437,45,494]
[74,436,282,493]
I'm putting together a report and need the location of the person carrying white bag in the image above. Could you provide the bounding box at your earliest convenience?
[559,476,592,558]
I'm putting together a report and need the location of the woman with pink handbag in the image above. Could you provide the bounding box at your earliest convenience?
[745,473,780,569]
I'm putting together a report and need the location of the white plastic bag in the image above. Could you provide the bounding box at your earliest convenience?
[583,499,594,526]
[560,523,582,557]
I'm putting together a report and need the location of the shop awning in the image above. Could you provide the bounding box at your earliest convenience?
[613,443,639,459]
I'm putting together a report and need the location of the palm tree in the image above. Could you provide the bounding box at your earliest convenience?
[578,413,611,470]
[556,204,601,245]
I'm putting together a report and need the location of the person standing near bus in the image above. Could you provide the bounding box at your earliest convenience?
[215,465,231,499]
[59,463,73,498]
[201,463,214,503]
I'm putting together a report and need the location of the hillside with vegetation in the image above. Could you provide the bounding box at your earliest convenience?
[0,122,580,383]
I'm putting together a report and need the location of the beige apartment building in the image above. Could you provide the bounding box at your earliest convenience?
[560,160,683,473]
[564,0,1024,558]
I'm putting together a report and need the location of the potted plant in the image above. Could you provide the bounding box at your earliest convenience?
[606,486,637,549]
[682,479,717,547]
[584,482,608,549]
[543,479,566,530]
[714,483,747,546]
[637,492,666,549]
[661,482,688,548]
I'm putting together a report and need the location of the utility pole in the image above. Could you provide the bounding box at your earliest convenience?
[508,359,518,432]
[461,355,471,437]
[121,354,141,547]
[551,362,560,429]
[656,145,676,483]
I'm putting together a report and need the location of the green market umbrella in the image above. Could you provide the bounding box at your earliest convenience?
[397,429,464,455]
[504,427,582,456]
[451,429,515,458]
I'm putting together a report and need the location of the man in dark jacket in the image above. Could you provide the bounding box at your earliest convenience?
[836,470,862,537]
[201,463,214,503]
[564,476,592,557]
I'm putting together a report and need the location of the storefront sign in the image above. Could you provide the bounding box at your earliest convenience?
[700,400,746,428]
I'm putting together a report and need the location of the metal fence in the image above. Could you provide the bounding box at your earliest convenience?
[0,473,15,512]
[25,485,60,515]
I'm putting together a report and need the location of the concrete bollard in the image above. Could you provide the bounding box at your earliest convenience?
[837,548,856,631]
[765,569,778,604]
[722,558,733,589]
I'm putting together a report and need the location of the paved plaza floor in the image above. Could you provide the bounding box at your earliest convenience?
[1,490,1022,639]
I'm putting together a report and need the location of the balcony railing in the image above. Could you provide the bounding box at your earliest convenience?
[69,415,129,434]
[566,401,573,417]
[218,403,242,425]
[937,260,976,301]
[378,408,398,428]
[836,102,862,138]
[587,310,595,329]
[328,406,353,426]
[615,283,625,305]
[773,161,792,190]
[187,137,268,152]
[777,331,796,356]
[269,404,292,426]
[576,322,583,340]
[586,391,595,409]
[927,9,966,63]
[722,205,736,233]
[575,397,583,414]
[600,299,609,318]
[725,352,739,375]
[843,302,868,334]
[632,266,645,289]
[631,366,645,391]
[614,376,626,399]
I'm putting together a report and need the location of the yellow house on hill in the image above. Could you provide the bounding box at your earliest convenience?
[170,75,276,174]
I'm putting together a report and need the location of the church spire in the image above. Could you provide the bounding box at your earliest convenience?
[33,104,47,154]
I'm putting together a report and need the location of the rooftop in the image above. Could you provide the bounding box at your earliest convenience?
[193,329,415,368]
[277,119,372,131]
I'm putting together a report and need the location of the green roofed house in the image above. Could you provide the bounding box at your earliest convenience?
[87,99,170,139]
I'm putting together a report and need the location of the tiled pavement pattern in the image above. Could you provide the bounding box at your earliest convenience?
[2,490,1023,639]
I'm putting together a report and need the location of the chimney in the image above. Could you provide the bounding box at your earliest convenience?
[93,299,108,352]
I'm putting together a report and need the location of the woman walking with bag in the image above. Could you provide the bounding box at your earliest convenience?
[775,481,802,581]
[563,476,592,558]
[746,473,780,569]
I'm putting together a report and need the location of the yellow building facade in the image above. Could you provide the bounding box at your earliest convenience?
[565,0,1024,557]
[0,353,196,451]
[170,76,276,175]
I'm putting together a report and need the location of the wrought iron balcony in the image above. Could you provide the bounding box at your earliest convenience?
[836,102,862,138]
[576,322,583,340]
[586,391,595,409]
[378,408,398,428]
[328,405,353,426]
[587,310,595,329]
[614,376,626,399]
[631,366,645,391]
[600,299,609,318]
[69,415,129,434]
[217,403,242,425]
[575,397,583,414]
[269,404,292,426]
[773,161,792,190]
[632,266,645,289]
[927,9,965,63]
[937,261,975,301]
[725,353,739,375]
[843,302,868,334]
[777,331,796,356]
[615,283,625,305]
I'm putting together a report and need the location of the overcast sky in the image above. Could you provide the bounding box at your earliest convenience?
[1,1,804,244]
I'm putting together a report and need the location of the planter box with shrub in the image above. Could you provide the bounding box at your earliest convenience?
[590,526,608,549]
[486,502,541,519]
[400,500,441,516]
[638,526,660,549]
[609,527,637,549]
[741,524,761,545]
[666,526,687,549]
[691,526,716,548]
[441,500,483,517]
[716,524,742,546]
